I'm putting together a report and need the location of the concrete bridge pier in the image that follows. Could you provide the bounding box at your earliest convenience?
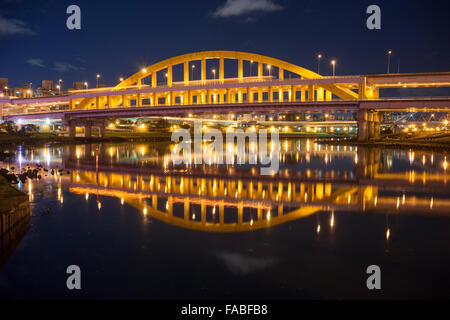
[68,125,76,138]
[357,111,381,141]
[84,126,92,138]
[356,111,369,141]
[98,125,106,138]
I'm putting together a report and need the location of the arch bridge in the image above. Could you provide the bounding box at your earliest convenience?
[2,51,450,141]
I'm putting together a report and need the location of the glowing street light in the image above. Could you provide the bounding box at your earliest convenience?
[331,60,336,77]
[96,74,100,88]
[84,81,88,89]
[191,65,196,80]
[317,54,322,74]
[267,65,272,78]
[387,50,392,74]
[212,69,216,80]
[250,60,254,76]
[119,77,124,82]
[56,84,61,95]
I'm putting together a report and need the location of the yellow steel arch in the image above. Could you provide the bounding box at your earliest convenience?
[77,50,358,109]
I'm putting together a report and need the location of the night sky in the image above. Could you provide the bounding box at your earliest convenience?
[1,0,449,90]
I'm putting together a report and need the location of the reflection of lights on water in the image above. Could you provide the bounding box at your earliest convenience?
[430,197,434,209]
[374,196,378,206]
[330,212,335,228]
[396,197,400,209]
[402,194,406,205]
[85,192,89,200]
[386,228,391,241]
[409,151,415,165]
[121,198,124,205]
[444,157,448,171]
[143,207,147,215]
[98,202,102,210]
[267,210,271,221]
[317,225,321,233]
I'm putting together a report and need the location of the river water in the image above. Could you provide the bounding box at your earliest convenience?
[0,139,449,299]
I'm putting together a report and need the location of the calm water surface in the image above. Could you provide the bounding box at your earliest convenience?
[0,139,449,299]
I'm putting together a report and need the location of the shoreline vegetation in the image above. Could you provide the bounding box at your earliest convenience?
[0,130,449,151]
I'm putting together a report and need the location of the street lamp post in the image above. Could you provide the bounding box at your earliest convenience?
[96,74,100,88]
[267,65,272,78]
[191,65,195,81]
[387,50,392,74]
[250,61,254,77]
[331,60,336,77]
[317,54,322,74]
[56,84,61,95]
[212,69,216,81]
[141,68,147,85]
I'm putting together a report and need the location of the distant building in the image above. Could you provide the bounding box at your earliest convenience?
[35,80,57,97]
[0,78,9,96]
[13,84,33,98]
[42,80,54,90]
[73,81,84,90]
[0,78,8,90]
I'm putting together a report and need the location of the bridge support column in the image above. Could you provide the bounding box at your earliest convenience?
[84,126,92,138]
[326,90,332,101]
[300,87,306,102]
[98,125,106,138]
[368,112,381,139]
[308,85,315,101]
[96,96,100,109]
[152,73,157,88]
[269,87,274,102]
[291,87,295,102]
[238,59,243,82]
[317,88,324,101]
[278,89,283,102]
[258,89,263,102]
[137,94,142,107]
[184,62,189,85]
[70,99,76,109]
[201,59,206,84]
[207,90,211,104]
[219,58,224,83]
[357,110,369,141]
[107,95,112,108]
[68,125,76,138]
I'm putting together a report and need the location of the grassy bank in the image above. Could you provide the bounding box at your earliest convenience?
[0,131,173,147]
[0,175,28,213]
[319,133,450,151]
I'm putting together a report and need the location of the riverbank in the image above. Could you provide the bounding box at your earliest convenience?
[0,175,29,233]
[320,134,450,151]
[0,131,174,148]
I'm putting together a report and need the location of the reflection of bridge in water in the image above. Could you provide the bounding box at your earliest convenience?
[65,145,450,233]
